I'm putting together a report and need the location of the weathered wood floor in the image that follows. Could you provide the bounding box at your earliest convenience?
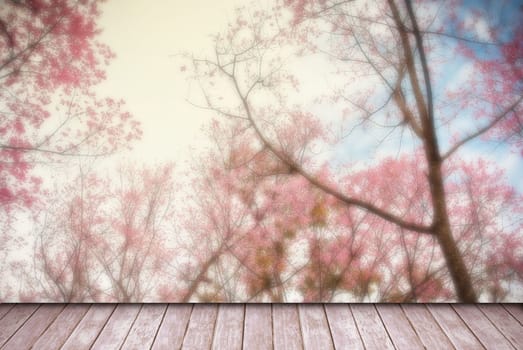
[0,304,521,349]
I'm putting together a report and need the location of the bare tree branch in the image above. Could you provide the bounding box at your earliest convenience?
[442,96,523,160]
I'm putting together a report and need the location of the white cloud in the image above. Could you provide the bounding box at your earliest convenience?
[463,13,492,41]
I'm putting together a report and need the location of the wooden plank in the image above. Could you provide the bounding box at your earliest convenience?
[243,304,272,350]
[401,304,454,350]
[376,304,424,350]
[3,303,522,350]
[212,304,244,350]
[91,304,142,350]
[0,304,39,347]
[324,304,364,350]
[61,304,115,350]
[152,304,192,350]
[452,304,513,350]
[351,304,394,350]
[0,304,13,320]
[298,304,334,350]
[428,304,484,350]
[2,304,65,350]
[479,304,523,349]
[121,304,167,350]
[503,304,523,325]
[273,304,304,350]
[182,304,218,350]
[32,304,91,350]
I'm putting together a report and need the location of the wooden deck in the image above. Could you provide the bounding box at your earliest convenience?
[0,304,521,349]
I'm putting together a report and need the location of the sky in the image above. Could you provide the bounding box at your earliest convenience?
[96,0,243,164]
[94,0,522,191]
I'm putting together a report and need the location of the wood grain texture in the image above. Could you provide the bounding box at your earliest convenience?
[152,304,192,350]
[324,304,364,350]
[273,304,304,350]
[376,304,424,350]
[453,304,514,350]
[212,304,244,350]
[479,304,523,349]
[91,304,141,350]
[182,304,218,350]
[428,304,484,350]
[0,303,521,349]
[351,304,394,350]
[503,304,523,325]
[2,304,65,350]
[32,304,90,350]
[61,304,115,350]
[401,304,454,350]
[0,304,39,347]
[244,304,272,350]
[0,304,13,320]
[298,304,334,350]
[121,304,166,350]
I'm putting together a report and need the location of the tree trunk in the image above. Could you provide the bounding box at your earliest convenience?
[428,162,478,302]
